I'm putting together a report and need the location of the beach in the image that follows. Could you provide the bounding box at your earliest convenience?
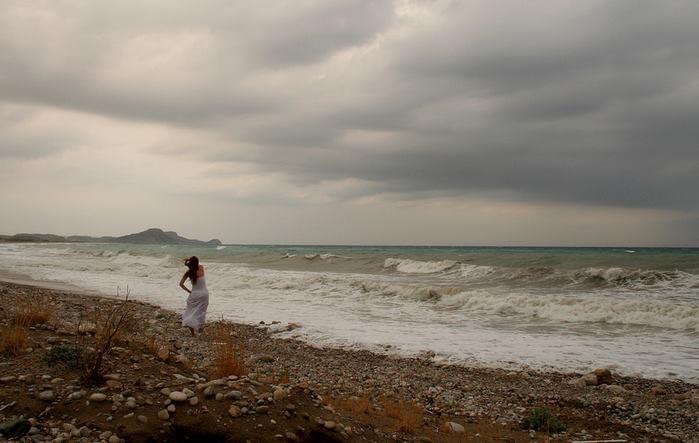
[1,279,697,442]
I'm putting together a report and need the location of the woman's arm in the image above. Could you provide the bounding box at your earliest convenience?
[179,272,191,294]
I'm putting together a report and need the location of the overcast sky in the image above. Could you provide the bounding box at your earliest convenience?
[1,0,698,246]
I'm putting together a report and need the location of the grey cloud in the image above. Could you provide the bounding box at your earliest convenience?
[2,0,699,214]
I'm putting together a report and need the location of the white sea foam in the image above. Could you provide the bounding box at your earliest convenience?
[436,290,699,331]
[1,243,697,381]
[304,253,352,260]
[383,257,458,273]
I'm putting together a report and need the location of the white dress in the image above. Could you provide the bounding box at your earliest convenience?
[182,275,209,330]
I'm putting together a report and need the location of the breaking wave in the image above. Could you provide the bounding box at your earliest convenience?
[435,290,699,331]
[383,257,459,273]
[383,257,698,289]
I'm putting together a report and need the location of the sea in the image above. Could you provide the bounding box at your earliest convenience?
[1,243,697,381]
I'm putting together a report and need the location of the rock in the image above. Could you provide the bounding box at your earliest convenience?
[649,384,667,395]
[182,387,195,398]
[229,405,242,418]
[215,393,224,401]
[158,409,170,420]
[109,435,120,443]
[256,405,270,414]
[323,421,336,430]
[78,426,91,437]
[169,391,188,402]
[606,384,626,394]
[203,386,215,397]
[160,387,172,396]
[104,373,120,381]
[570,377,587,388]
[167,404,176,413]
[137,415,148,423]
[225,390,243,400]
[256,354,275,363]
[106,380,123,390]
[39,390,54,401]
[157,347,170,362]
[90,393,107,402]
[593,368,613,385]
[99,431,112,440]
[125,399,138,409]
[581,373,598,386]
[443,421,465,433]
[0,376,17,383]
[188,396,199,406]
[285,431,299,441]
[0,419,31,438]
[273,388,288,401]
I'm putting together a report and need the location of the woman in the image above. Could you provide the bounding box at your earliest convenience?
[179,256,209,336]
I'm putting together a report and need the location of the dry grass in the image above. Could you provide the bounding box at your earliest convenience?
[335,394,375,416]
[81,288,135,385]
[12,296,54,327]
[0,324,29,356]
[381,396,424,433]
[210,322,247,378]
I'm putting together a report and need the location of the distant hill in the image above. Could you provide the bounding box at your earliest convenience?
[0,228,222,246]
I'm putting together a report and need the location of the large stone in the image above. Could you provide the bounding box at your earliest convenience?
[606,384,626,394]
[188,396,199,406]
[169,391,188,402]
[581,373,598,386]
[158,409,170,421]
[157,347,170,362]
[228,405,242,418]
[0,419,31,439]
[649,384,667,395]
[593,368,613,385]
[273,388,288,402]
[90,393,107,402]
[106,380,123,390]
[38,390,54,401]
[225,390,242,400]
[443,422,465,433]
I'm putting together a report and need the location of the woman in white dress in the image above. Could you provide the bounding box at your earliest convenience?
[179,256,209,336]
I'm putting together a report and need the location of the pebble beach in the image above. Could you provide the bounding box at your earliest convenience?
[1,280,697,442]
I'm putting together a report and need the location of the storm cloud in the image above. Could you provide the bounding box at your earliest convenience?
[1,0,698,244]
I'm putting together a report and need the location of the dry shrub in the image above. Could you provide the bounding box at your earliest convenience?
[210,322,247,378]
[0,324,28,356]
[335,394,375,416]
[13,296,54,327]
[81,288,135,385]
[381,396,424,433]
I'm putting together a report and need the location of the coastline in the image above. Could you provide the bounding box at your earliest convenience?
[1,278,697,442]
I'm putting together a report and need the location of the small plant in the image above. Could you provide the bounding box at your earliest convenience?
[81,288,135,385]
[522,407,566,433]
[381,396,423,433]
[336,395,375,416]
[13,296,54,327]
[44,344,90,370]
[211,322,247,378]
[0,324,28,356]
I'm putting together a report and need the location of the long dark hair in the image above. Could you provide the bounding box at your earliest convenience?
[185,256,199,283]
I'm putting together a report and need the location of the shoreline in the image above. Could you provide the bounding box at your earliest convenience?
[1,279,697,441]
[1,272,694,385]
